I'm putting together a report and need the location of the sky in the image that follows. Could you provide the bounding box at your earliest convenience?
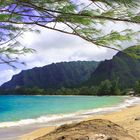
[0,21,139,86]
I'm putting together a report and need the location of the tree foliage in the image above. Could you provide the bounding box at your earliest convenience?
[134,81,140,95]
[0,0,140,66]
[0,79,122,96]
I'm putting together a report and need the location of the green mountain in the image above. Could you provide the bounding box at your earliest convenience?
[1,61,99,90]
[1,46,140,95]
[88,46,140,88]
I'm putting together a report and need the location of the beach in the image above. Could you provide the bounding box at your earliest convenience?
[19,102,140,140]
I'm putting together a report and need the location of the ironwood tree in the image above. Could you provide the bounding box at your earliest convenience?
[0,0,140,66]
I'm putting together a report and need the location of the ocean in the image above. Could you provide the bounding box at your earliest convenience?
[0,95,140,127]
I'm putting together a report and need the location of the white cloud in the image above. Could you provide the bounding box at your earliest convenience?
[20,26,117,67]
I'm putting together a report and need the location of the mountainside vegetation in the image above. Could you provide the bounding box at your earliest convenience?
[1,61,99,90]
[88,46,140,89]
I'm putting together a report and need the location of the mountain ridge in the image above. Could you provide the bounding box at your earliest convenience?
[1,61,99,90]
[88,46,140,88]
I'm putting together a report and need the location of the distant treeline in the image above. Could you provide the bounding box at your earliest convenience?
[1,79,140,96]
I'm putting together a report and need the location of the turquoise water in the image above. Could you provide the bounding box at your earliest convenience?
[0,95,125,123]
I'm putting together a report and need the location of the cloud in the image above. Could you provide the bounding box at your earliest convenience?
[20,26,117,67]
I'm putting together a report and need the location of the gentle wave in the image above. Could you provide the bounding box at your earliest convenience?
[0,96,140,128]
[0,113,77,128]
[82,96,140,115]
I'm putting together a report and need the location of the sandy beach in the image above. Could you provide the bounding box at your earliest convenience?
[18,103,140,140]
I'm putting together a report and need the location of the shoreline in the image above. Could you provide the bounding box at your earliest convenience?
[0,96,140,140]
[19,103,140,140]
